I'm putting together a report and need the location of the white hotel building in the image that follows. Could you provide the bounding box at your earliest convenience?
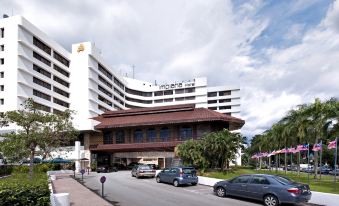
[0,15,241,164]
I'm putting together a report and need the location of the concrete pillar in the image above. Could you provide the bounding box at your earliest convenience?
[75,141,81,172]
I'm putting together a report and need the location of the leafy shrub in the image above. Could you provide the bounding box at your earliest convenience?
[0,173,50,206]
[12,165,30,173]
[0,165,13,176]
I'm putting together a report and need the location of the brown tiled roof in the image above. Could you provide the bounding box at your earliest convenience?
[90,141,183,152]
[94,104,245,130]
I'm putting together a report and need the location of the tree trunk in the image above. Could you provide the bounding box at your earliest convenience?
[297,152,300,177]
[29,149,35,180]
[314,136,319,179]
[284,151,287,174]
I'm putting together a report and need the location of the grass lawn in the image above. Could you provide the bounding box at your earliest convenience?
[201,169,339,194]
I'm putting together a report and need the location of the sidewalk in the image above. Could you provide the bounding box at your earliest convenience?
[198,176,338,206]
[52,175,112,206]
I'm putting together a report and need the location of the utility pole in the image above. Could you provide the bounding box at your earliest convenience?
[132,65,135,79]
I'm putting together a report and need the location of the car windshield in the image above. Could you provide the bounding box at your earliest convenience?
[139,165,151,170]
[274,176,294,185]
[182,168,195,174]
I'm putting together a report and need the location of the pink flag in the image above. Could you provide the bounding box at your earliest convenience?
[328,140,337,150]
[280,148,288,153]
[297,144,309,151]
[312,143,322,151]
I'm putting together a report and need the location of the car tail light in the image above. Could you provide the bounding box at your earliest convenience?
[287,188,301,195]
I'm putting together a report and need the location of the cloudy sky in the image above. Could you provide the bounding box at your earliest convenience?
[1,0,339,138]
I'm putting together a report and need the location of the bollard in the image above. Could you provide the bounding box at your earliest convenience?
[100,176,106,197]
[80,169,85,181]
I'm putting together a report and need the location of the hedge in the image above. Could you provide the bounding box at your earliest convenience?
[0,173,50,206]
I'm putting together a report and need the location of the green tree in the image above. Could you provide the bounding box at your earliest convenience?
[203,129,244,171]
[0,98,78,179]
[176,139,208,170]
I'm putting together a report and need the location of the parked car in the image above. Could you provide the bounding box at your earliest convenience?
[113,163,127,170]
[155,167,198,187]
[96,165,118,173]
[131,164,156,178]
[316,166,332,174]
[147,164,159,170]
[213,174,311,206]
[329,169,339,175]
[127,162,140,170]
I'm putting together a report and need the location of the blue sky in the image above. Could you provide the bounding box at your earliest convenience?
[1,0,338,138]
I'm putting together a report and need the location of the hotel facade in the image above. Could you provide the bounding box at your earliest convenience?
[0,15,243,166]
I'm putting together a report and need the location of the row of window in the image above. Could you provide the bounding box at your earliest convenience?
[208,90,231,97]
[98,85,112,97]
[33,89,69,108]
[125,87,152,97]
[102,126,193,144]
[208,99,231,104]
[33,36,70,67]
[33,37,51,55]
[208,106,231,110]
[125,96,152,104]
[154,88,195,96]
[33,76,69,97]
[98,95,112,107]
[32,64,70,88]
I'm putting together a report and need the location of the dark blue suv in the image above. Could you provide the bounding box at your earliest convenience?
[155,167,198,187]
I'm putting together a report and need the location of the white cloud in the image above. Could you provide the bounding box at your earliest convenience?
[1,0,338,138]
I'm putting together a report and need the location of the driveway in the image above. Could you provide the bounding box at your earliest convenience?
[80,171,261,206]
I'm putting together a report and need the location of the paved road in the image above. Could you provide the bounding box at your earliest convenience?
[80,171,262,206]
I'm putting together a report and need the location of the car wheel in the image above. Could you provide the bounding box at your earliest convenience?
[173,180,179,187]
[191,183,197,186]
[264,194,279,206]
[216,187,226,197]
[156,176,161,183]
[131,173,134,177]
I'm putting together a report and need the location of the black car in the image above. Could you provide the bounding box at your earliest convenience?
[213,174,311,206]
[96,165,118,173]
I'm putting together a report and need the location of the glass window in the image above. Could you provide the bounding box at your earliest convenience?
[0,28,4,38]
[134,129,143,143]
[147,128,156,142]
[103,131,113,144]
[231,176,250,184]
[53,97,69,108]
[33,77,51,90]
[219,106,231,110]
[164,98,173,102]
[154,91,163,96]
[33,36,51,55]
[164,90,173,95]
[116,130,125,144]
[180,126,192,140]
[208,100,217,104]
[219,90,231,96]
[53,51,69,67]
[33,51,51,66]
[219,99,231,103]
[185,88,195,93]
[53,64,69,77]
[251,176,270,184]
[208,107,217,110]
[175,89,184,94]
[160,127,170,142]
[33,64,51,78]
[207,92,217,97]
[53,75,69,88]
